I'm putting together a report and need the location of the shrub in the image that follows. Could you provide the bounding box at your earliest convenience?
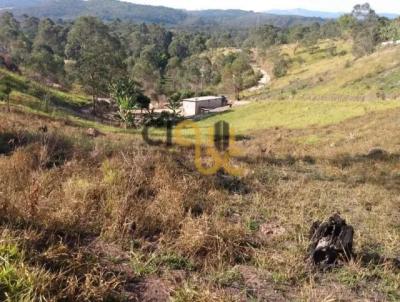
[376,90,386,100]
[0,243,48,301]
[273,58,289,78]
[26,84,45,99]
[145,111,184,128]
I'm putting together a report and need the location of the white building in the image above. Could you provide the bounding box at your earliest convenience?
[182,96,227,117]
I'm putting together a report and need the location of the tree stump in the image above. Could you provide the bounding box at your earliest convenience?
[308,214,354,268]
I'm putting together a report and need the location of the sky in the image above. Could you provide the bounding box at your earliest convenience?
[123,0,400,13]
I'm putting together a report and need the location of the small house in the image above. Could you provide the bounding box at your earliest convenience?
[182,96,227,117]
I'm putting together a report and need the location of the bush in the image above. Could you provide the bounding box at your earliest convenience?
[273,58,289,78]
[344,60,352,68]
[376,90,386,100]
[145,111,184,128]
[26,84,45,99]
[352,30,376,58]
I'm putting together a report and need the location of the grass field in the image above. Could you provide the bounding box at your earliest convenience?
[1,102,400,301]
[193,99,400,134]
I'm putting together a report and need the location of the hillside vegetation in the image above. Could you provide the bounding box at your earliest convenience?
[247,40,400,101]
[0,69,89,110]
[191,40,400,136]
[1,39,400,300]
[1,3,400,301]
[7,0,324,28]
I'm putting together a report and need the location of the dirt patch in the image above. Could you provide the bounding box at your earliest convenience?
[256,222,286,243]
[137,277,172,302]
[236,265,286,301]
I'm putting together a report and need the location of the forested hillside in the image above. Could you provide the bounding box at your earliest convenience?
[1,3,399,116]
[0,0,44,9]
[6,0,324,28]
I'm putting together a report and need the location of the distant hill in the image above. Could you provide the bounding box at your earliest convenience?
[266,9,343,19]
[3,0,325,28]
[6,0,188,25]
[187,9,324,28]
[0,0,44,9]
[266,8,399,19]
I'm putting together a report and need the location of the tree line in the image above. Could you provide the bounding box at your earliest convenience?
[0,12,262,113]
[0,3,399,118]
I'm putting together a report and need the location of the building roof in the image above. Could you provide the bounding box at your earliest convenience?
[183,96,222,102]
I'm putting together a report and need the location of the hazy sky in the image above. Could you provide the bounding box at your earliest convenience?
[123,0,400,13]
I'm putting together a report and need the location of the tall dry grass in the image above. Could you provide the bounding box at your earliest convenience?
[0,107,399,301]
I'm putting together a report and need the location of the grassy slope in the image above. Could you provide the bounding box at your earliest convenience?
[0,69,139,134]
[193,100,400,135]
[0,69,89,109]
[191,40,400,137]
[1,102,400,301]
[244,40,400,101]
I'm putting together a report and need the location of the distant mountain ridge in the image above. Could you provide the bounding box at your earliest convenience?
[0,0,44,9]
[266,9,343,19]
[1,0,325,28]
[265,8,399,19]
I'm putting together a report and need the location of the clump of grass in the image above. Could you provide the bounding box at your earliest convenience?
[0,242,49,302]
[210,267,243,288]
[130,251,195,277]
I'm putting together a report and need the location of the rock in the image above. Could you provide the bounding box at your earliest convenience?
[366,147,388,159]
[308,214,354,268]
[86,128,100,137]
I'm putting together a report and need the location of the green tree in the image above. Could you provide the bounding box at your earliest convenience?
[253,24,280,49]
[20,15,39,41]
[110,78,150,127]
[168,36,189,60]
[166,92,182,117]
[350,3,380,57]
[0,12,29,64]
[0,12,20,53]
[273,56,289,78]
[33,18,66,56]
[29,44,64,82]
[222,53,255,100]
[338,14,357,32]
[189,35,207,54]
[380,18,400,40]
[65,16,124,114]
[301,23,321,49]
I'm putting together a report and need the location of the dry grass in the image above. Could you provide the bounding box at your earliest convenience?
[0,103,399,301]
[246,39,400,102]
